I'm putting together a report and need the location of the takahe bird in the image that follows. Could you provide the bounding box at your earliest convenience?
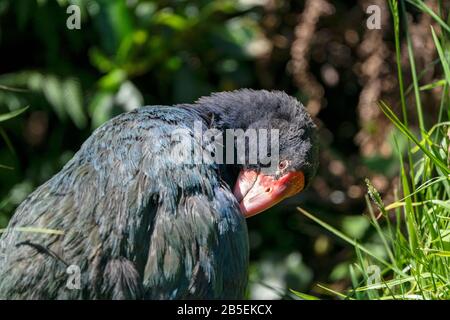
[0,89,318,299]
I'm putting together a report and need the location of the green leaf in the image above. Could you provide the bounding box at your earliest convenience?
[419,79,446,91]
[0,106,29,122]
[89,91,114,128]
[98,69,127,90]
[316,283,352,300]
[62,79,87,129]
[430,27,450,88]
[153,11,189,30]
[424,249,450,257]
[0,84,29,92]
[289,289,320,300]
[354,273,431,291]
[89,48,116,73]
[43,75,66,120]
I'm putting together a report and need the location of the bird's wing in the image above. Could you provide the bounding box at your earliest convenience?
[0,106,248,299]
[142,184,248,299]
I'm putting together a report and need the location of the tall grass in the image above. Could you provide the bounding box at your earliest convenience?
[297,0,450,300]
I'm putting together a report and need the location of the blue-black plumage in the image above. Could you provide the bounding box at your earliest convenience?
[0,89,318,299]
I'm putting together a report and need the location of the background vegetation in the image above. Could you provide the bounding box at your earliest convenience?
[0,0,448,299]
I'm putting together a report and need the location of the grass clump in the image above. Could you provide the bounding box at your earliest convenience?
[296,0,450,300]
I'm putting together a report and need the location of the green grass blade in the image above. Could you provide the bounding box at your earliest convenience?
[0,106,29,122]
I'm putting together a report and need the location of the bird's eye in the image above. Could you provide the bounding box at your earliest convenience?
[278,160,288,170]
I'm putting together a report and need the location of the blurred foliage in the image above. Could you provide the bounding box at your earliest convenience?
[0,0,445,299]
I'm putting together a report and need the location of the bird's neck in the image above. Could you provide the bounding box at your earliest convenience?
[185,102,263,133]
[177,103,255,188]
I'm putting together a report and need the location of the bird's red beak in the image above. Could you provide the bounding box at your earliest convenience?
[233,169,305,218]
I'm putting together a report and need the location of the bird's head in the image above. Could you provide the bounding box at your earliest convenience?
[196,89,319,218]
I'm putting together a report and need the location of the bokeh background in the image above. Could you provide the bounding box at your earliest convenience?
[0,0,445,298]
